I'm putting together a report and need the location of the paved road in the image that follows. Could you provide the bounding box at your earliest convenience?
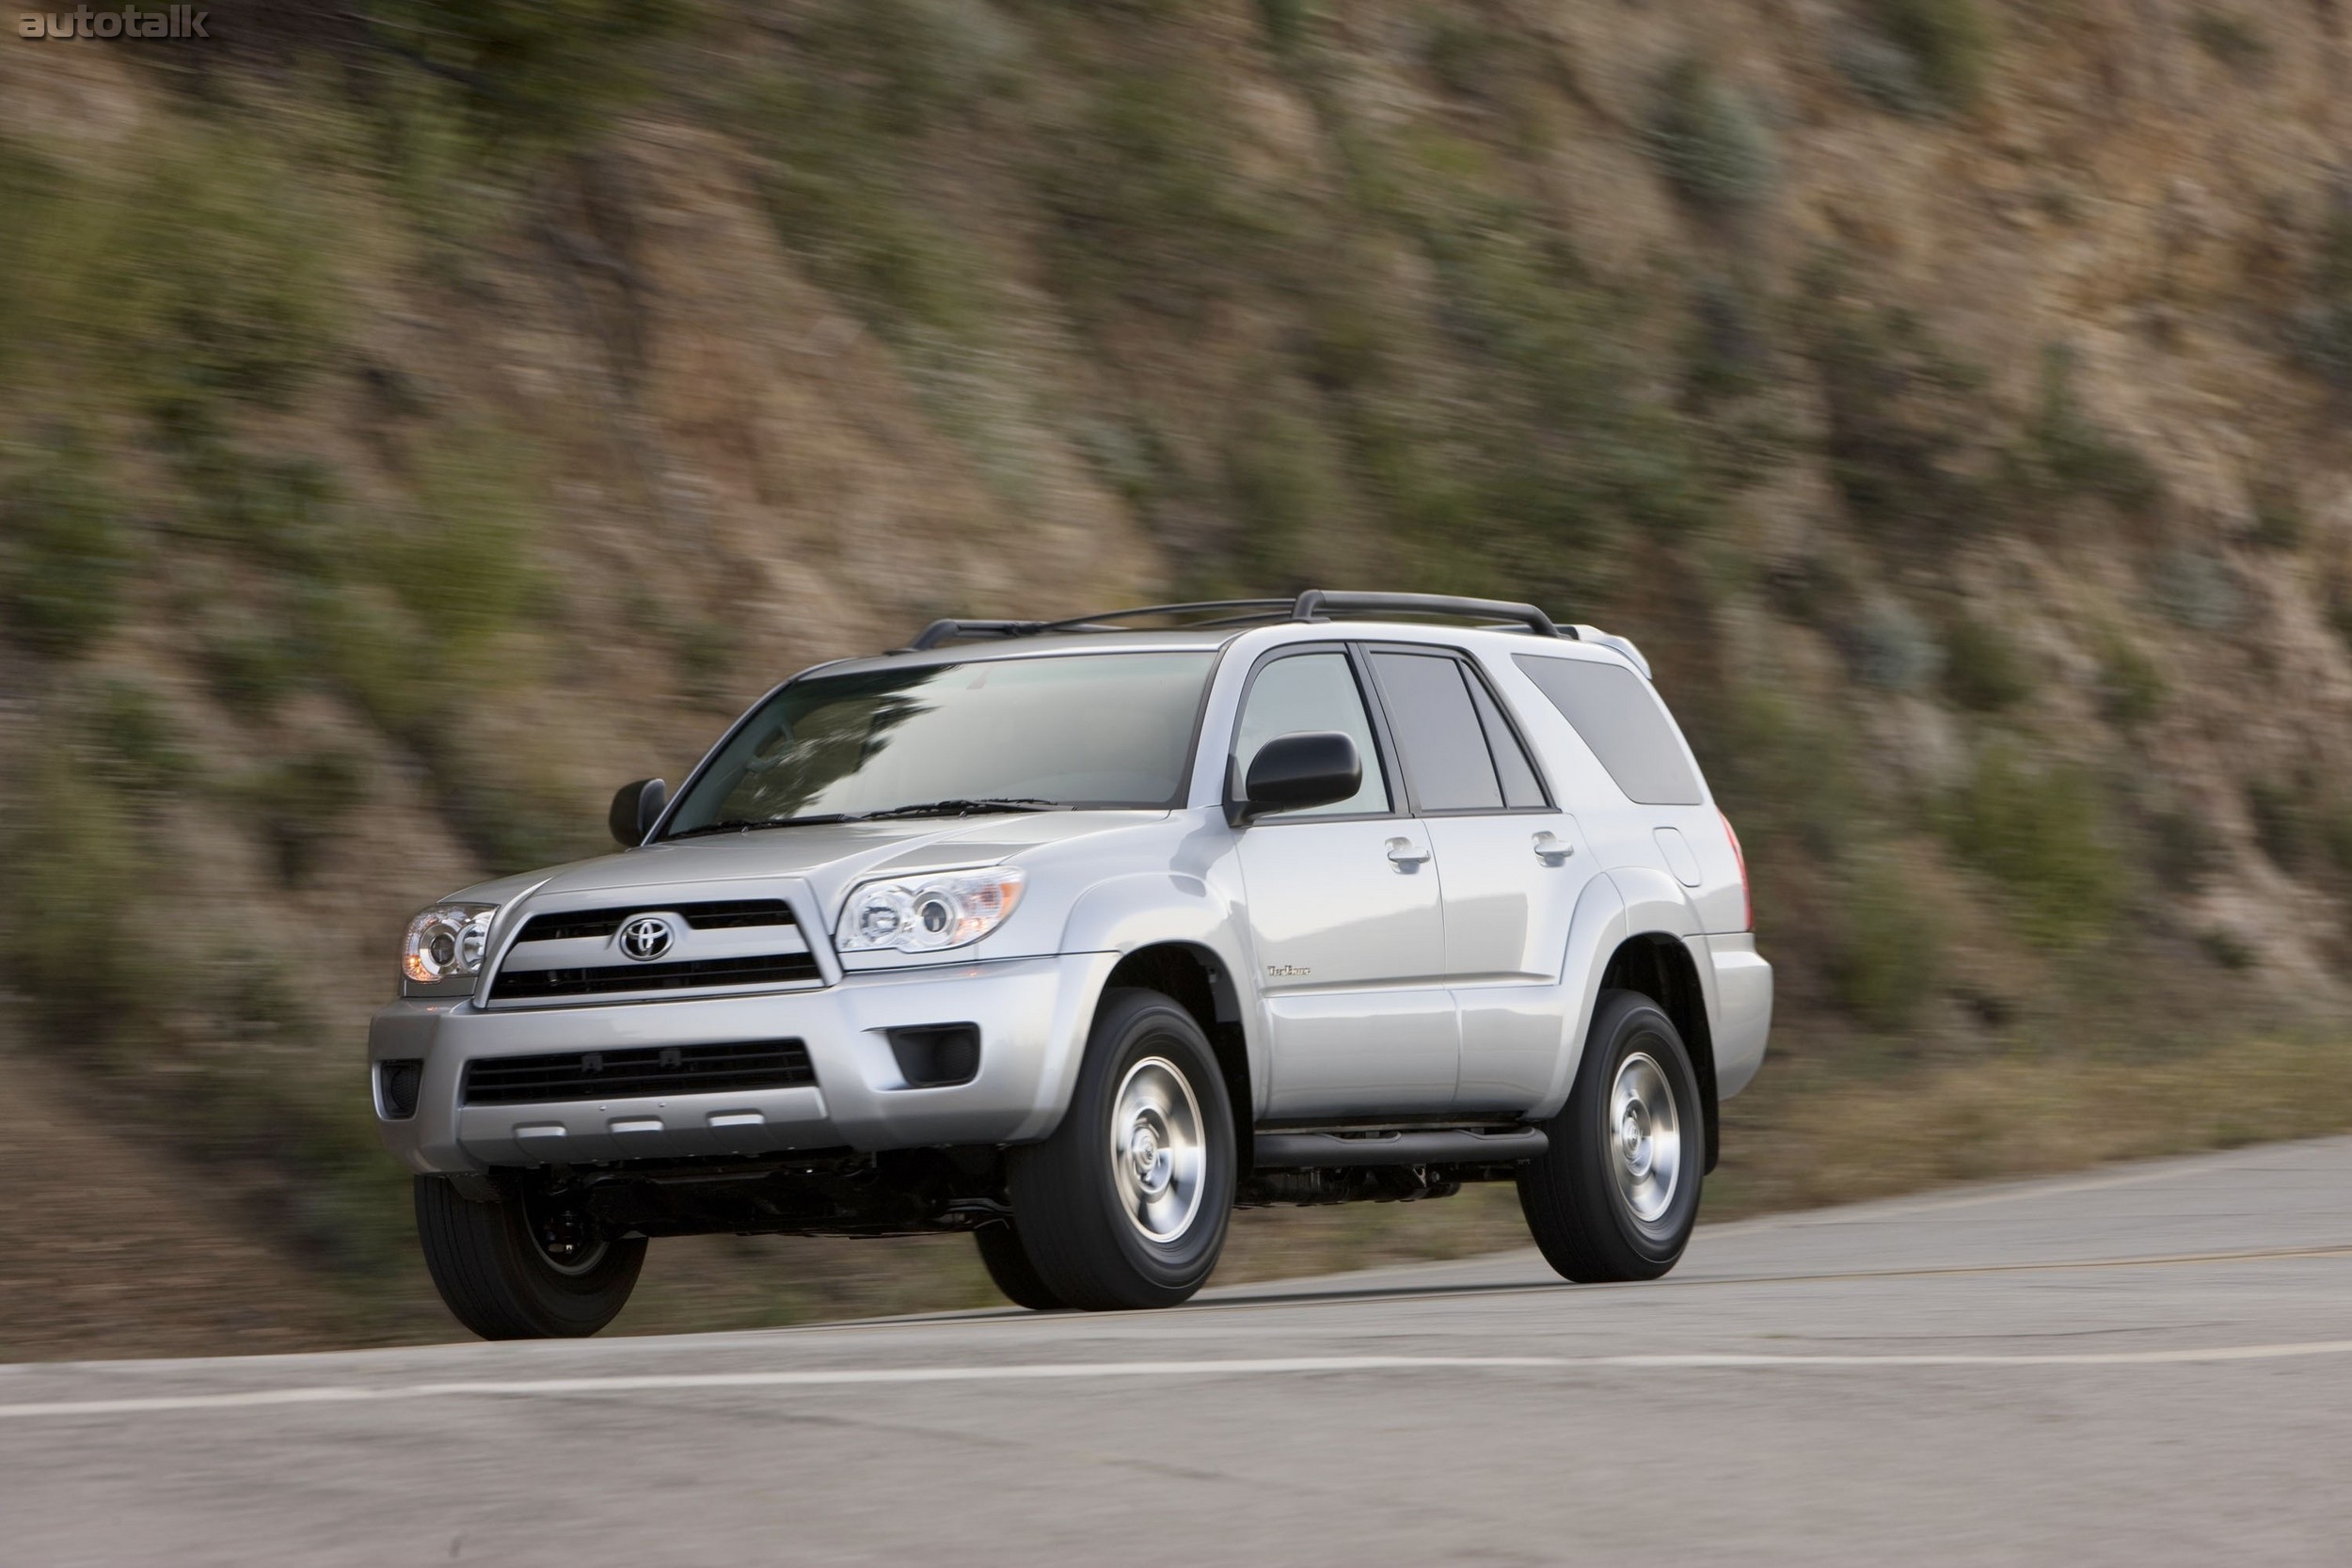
[4,1138,2349,1566]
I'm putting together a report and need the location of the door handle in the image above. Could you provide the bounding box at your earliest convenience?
[1384,837,1432,868]
[1533,832,1574,863]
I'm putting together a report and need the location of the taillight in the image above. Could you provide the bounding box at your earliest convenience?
[1719,808,1751,931]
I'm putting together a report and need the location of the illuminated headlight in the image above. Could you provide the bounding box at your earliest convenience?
[402,903,497,988]
[835,868,1025,955]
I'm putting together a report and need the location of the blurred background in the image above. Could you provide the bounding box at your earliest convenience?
[3,0,2350,1361]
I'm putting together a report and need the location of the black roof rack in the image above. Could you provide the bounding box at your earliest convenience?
[903,591,1568,651]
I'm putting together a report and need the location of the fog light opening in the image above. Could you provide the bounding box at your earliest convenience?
[378,1059,424,1120]
[885,1023,981,1088]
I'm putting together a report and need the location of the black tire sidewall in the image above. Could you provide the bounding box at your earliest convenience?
[1012,989,1235,1307]
[493,1188,647,1333]
[414,1176,645,1339]
[1574,993,1704,1266]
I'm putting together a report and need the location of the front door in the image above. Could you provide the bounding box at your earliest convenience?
[1230,647,1457,1117]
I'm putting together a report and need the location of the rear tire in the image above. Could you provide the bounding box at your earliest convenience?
[1008,988,1235,1310]
[414,1176,645,1339]
[1518,990,1704,1283]
[973,1222,1065,1310]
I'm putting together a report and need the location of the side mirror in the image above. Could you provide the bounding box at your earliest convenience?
[609,778,668,847]
[1232,732,1360,825]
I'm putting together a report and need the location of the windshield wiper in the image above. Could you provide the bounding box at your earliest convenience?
[855,798,1063,820]
[662,814,862,841]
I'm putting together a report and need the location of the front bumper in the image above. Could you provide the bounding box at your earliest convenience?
[369,952,1119,1175]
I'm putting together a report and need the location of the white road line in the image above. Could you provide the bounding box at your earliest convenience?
[6,1341,2351,1421]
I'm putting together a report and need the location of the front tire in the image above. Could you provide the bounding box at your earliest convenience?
[1518,990,1704,1283]
[414,1176,646,1339]
[974,1222,1065,1310]
[1007,988,1235,1310]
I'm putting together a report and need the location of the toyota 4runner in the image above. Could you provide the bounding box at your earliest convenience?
[371,591,1772,1337]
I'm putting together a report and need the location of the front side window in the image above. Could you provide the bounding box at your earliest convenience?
[663,652,1216,834]
[1232,651,1390,818]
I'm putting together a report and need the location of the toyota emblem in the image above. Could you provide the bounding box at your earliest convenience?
[617,914,675,961]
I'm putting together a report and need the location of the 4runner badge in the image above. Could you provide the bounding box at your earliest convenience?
[618,915,676,961]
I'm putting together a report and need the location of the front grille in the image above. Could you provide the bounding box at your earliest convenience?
[462,1039,816,1105]
[515,899,795,943]
[487,952,821,1002]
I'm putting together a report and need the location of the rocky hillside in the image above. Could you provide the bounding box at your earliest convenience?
[5,0,2352,1351]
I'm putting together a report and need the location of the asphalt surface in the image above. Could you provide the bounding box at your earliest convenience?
[5,1138,2350,1567]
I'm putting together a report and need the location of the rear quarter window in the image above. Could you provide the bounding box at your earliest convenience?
[1513,655,1704,806]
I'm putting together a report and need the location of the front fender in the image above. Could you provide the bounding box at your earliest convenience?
[1039,869,1267,1133]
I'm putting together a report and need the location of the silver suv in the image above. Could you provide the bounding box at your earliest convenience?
[372,592,1772,1337]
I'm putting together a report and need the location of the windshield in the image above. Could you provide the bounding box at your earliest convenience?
[660,651,1216,835]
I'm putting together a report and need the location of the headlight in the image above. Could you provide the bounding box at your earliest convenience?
[402,903,497,988]
[835,867,1025,955]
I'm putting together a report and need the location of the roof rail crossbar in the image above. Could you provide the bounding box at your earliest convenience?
[1292,590,1566,640]
[904,618,1046,651]
[905,599,1295,651]
[902,591,1568,651]
[1036,598,1294,634]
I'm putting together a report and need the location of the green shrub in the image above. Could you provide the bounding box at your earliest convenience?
[1800,274,1995,541]
[1942,613,2034,711]
[1,749,153,1037]
[2096,635,2165,729]
[1421,10,1501,98]
[1226,402,1346,584]
[2197,927,2257,970]
[1944,744,2119,947]
[199,620,315,718]
[2187,10,2269,79]
[1832,851,1945,1028]
[2249,482,2304,550]
[87,679,192,800]
[2025,345,2163,515]
[371,438,548,656]
[1866,0,1993,111]
[1257,0,1309,48]
[1851,599,1940,691]
[2147,807,2216,890]
[234,749,368,886]
[0,437,132,659]
[1833,32,1933,117]
[1647,58,1776,214]
[2152,548,2240,632]
[1043,77,1270,314]
[2292,203,2352,390]
[107,133,337,415]
[362,0,688,148]
[2246,776,2307,871]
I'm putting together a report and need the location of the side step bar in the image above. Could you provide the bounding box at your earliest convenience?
[1254,1127,1549,1169]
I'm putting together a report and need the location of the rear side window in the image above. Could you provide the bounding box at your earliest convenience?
[1370,650,1545,813]
[1513,655,1703,806]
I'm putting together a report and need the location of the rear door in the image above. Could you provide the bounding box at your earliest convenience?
[1362,645,1592,1114]
[1230,645,1457,1117]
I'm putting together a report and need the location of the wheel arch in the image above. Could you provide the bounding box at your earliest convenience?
[1597,935,1720,1174]
[1101,941,1254,1179]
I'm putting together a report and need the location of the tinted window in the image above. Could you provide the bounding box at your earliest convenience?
[1233,652,1390,817]
[1370,652,1502,813]
[664,652,1215,833]
[1466,672,1547,809]
[1514,655,1703,805]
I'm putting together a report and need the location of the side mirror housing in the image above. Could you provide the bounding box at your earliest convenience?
[1232,732,1361,825]
[609,778,668,847]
